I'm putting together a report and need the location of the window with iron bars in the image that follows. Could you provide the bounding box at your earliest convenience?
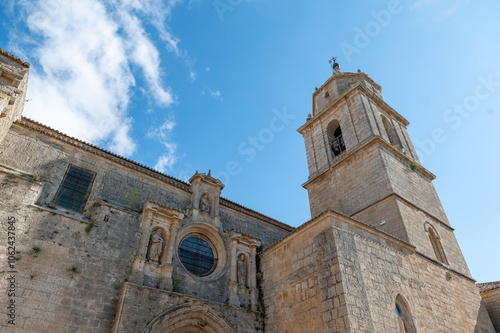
[53,166,95,212]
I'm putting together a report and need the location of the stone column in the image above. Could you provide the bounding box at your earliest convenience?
[165,221,179,265]
[138,209,154,258]
[228,239,240,306]
[129,209,154,284]
[249,245,258,310]
[159,227,171,265]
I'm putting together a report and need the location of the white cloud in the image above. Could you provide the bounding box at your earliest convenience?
[200,86,222,101]
[148,118,179,172]
[147,118,176,139]
[117,8,175,106]
[14,0,183,157]
[154,144,177,173]
[189,71,197,82]
[410,0,469,21]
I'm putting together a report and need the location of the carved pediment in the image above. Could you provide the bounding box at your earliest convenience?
[188,170,224,225]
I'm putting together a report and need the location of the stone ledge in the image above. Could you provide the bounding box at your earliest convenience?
[29,204,95,226]
[415,250,474,282]
[350,193,454,232]
[303,135,435,191]
[260,209,415,257]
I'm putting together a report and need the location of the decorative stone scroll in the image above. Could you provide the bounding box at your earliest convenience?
[228,230,261,310]
[129,201,184,290]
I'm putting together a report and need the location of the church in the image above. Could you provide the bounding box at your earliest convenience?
[0,49,498,332]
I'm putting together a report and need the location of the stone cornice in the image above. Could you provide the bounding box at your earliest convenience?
[143,201,185,221]
[477,281,500,293]
[0,48,30,68]
[416,251,475,282]
[302,135,435,190]
[312,71,382,99]
[15,117,192,191]
[350,193,454,232]
[298,82,409,135]
[220,197,295,232]
[259,209,415,256]
[13,117,294,233]
[228,229,261,248]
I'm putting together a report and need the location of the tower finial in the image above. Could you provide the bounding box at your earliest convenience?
[329,56,340,74]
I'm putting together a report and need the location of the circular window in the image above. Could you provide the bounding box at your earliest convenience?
[178,236,217,276]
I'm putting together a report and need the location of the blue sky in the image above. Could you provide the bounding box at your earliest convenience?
[1,0,499,283]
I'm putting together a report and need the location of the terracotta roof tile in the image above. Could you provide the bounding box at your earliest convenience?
[15,117,293,231]
[0,48,30,67]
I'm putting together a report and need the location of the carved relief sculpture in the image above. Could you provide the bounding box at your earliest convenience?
[237,253,247,287]
[199,193,210,214]
[147,229,164,263]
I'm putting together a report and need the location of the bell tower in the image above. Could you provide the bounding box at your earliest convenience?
[298,61,471,275]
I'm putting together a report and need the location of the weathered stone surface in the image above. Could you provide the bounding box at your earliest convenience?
[478,283,500,332]
[0,53,495,332]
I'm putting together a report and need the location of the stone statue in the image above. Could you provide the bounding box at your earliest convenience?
[200,194,210,214]
[147,229,164,263]
[237,253,247,287]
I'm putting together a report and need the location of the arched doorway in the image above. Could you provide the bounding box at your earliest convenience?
[142,304,236,333]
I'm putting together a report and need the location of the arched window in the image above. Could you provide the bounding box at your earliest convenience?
[395,295,416,333]
[381,115,400,148]
[427,226,448,265]
[326,120,346,157]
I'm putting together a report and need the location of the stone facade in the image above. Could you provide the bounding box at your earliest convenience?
[0,51,496,332]
[260,211,494,332]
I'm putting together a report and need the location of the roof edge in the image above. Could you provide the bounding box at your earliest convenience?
[477,281,500,293]
[0,48,30,68]
[13,117,294,232]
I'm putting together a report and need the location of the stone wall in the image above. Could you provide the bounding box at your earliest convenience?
[379,145,449,225]
[259,217,342,332]
[0,167,138,332]
[396,198,470,276]
[333,223,493,332]
[480,286,500,332]
[260,211,495,333]
[305,142,393,219]
[0,121,292,332]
